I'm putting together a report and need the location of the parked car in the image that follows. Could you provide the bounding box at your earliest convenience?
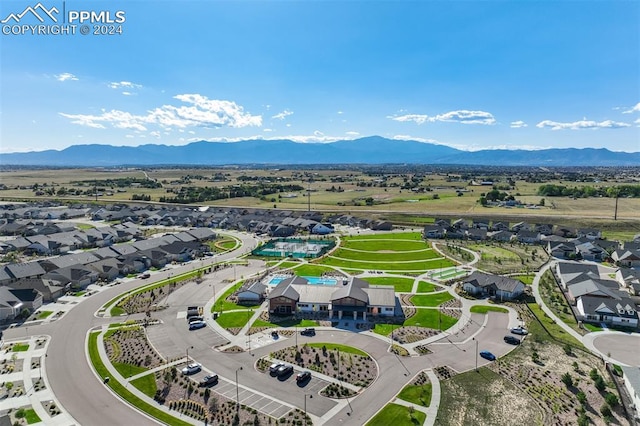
[271,331,279,339]
[188,316,204,323]
[269,362,284,375]
[296,371,311,383]
[479,350,496,361]
[181,363,202,375]
[138,272,150,279]
[189,320,206,330]
[504,335,521,345]
[300,328,316,336]
[199,374,219,387]
[511,326,528,335]
[276,364,294,378]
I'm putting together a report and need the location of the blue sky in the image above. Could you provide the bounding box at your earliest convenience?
[1,0,639,153]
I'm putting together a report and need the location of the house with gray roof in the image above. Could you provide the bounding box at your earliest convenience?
[267,276,396,320]
[0,287,25,320]
[576,295,638,328]
[5,262,46,282]
[566,278,626,303]
[237,281,267,304]
[6,278,65,302]
[462,271,525,301]
[615,268,640,296]
[612,249,640,268]
[621,366,640,415]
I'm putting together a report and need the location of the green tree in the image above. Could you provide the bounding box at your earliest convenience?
[576,391,587,406]
[561,372,573,388]
[604,392,619,407]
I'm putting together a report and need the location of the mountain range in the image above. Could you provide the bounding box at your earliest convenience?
[2,137,639,167]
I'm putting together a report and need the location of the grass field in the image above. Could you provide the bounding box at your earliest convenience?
[366,403,426,426]
[12,343,29,352]
[112,362,149,379]
[470,305,509,314]
[416,281,437,292]
[405,309,458,330]
[410,292,453,307]
[398,382,432,406]
[36,310,53,319]
[131,373,158,398]
[527,303,583,348]
[291,264,337,276]
[361,276,414,292]
[322,256,454,272]
[307,343,368,357]
[215,311,253,328]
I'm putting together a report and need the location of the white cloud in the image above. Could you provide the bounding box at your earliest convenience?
[149,131,161,138]
[345,131,360,136]
[337,111,343,115]
[263,128,274,132]
[622,102,640,114]
[510,120,528,128]
[60,94,262,132]
[388,109,496,125]
[125,134,134,138]
[108,81,142,90]
[55,73,78,82]
[536,119,630,130]
[272,109,293,120]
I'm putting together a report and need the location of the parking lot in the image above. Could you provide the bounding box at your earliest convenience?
[214,377,294,418]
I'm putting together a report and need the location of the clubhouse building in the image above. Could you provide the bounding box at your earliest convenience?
[267,276,397,320]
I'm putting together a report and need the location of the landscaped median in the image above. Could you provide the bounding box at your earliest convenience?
[87,331,192,426]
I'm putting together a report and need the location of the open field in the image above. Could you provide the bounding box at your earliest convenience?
[361,276,415,292]
[3,168,639,224]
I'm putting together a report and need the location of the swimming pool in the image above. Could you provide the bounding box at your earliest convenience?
[268,276,338,286]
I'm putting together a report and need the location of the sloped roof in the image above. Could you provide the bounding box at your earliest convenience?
[463,271,524,293]
[331,277,369,303]
[267,276,305,301]
[364,286,396,307]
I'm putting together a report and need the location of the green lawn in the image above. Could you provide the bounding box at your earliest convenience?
[215,311,252,328]
[583,323,603,332]
[112,362,149,379]
[213,281,249,312]
[291,264,336,276]
[36,310,53,319]
[12,343,29,352]
[416,281,437,292]
[362,276,414,292]
[372,323,395,336]
[468,244,521,261]
[110,306,126,316]
[527,303,583,348]
[87,332,192,426]
[332,247,439,262]
[23,408,41,424]
[339,239,429,252]
[513,274,535,285]
[405,309,458,330]
[307,343,368,357]
[366,403,426,426]
[131,373,158,398]
[470,305,509,314]
[322,256,453,272]
[344,232,422,241]
[398,383,432,406]
[74,290,87,297]
[410,292,453,307]
[277,261,301,269]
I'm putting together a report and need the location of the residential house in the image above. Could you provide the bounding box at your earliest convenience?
[43,265,98,289]
[462,271,525,301]
[8,289,43,313]
[576,296,638,328]
[611,249,640,268]
[620,367,640,415]
[615,268,640,296]
[516,230,541,244]
[488,230,514,242]
[87,258,121,282]
[566,278,625,303]
[556,262,600,290]
[423,225,445,239]
[547,241,577,259]
[5,278,65,302]
[5,262,46,283]
[0,287,25,320]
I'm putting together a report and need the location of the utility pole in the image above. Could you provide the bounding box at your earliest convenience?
[307,176,311,212]
[614,191,619,221]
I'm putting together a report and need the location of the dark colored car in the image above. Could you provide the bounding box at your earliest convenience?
[504,335,521,345]
[296,371,311,383]
[300,328,316,336]
[479,350,496,361]
[188,320,206,330]
[199,374,219,387]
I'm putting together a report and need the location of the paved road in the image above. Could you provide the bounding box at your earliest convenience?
[3,231,259,426]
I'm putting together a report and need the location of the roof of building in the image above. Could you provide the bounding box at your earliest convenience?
[621,366,640,394]
[331,277,369,303]
[578,295,638,319]
[463,271,524,293]
[364,286,396,307]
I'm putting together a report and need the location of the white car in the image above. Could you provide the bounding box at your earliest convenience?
[511,326,529,335]
[189,320,206,330]
[181,363,202,375]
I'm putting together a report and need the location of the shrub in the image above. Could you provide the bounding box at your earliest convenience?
[576,391,587,406]
[594,376,606,392]
[561,372,573,388]
[577,412,590,426]
[604,392,619,407]
[600,404,611,418]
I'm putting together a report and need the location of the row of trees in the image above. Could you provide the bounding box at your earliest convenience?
[538,184,640,198]
[159,183,304,204]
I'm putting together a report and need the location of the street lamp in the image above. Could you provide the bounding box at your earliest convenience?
[473,337,478,372]
[235,366,243,411]
[186,345,193,364]
[304,394,312,426]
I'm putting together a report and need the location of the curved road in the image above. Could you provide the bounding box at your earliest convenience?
[4,231,259,426]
